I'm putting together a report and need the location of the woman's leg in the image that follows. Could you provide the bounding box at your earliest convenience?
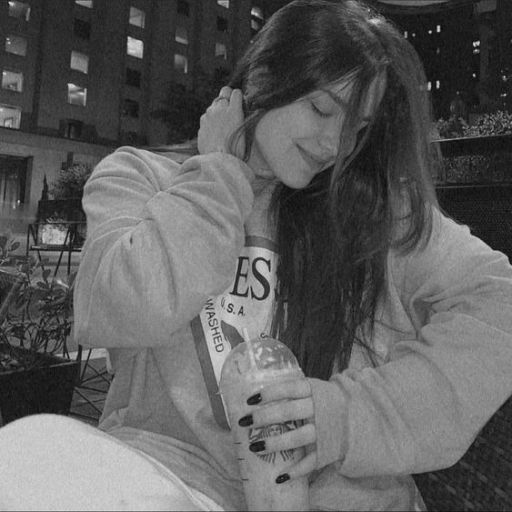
[0,414,222,511]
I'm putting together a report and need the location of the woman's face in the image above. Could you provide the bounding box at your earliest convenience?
[248,76,384,189]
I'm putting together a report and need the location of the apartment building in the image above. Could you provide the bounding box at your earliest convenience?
[0,0,263,231]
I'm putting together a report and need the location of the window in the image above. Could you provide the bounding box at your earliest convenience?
[215,42,227,60]
[251,6,264,34]
[74,19,91,39]
[62,119,83,139]
[174,53,188,73]
[129,7,145,28]
[217,16,228,32]
[1,70,23,92]
[404,31,408,38]
[0,155,27,210]
[70,51,89,73]
[436,80,440,90]
[217,0,229,7]
[0,104,22,129]
[436,24,441,33]
[122,99,139,118]
[427,81,432,91]
[175,26,188,45]
[5,35,27,56]
[177,0,190,16]
[126,67,141,87]
[75,0,93,7]
[127,36,144,58]
[8,1,30,21]
[67,83,87,106]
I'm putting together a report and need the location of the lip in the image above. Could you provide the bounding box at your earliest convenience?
[296,145,328,172]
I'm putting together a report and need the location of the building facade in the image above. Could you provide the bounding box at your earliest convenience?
[0,0,263,233]
[374,0,512,119]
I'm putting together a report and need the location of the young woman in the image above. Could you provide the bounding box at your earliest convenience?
[1,1,512,510]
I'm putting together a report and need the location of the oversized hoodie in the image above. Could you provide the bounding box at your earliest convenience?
[74,146,512,511]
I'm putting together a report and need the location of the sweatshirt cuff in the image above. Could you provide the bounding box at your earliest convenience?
[309,377,349,469]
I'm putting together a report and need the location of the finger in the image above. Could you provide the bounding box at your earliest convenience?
[275,451,318,484]
[257,423,316,454]
[218,86,232,100]
[228,89,243,110]
[247,378,311,406]
[250,398,314,427]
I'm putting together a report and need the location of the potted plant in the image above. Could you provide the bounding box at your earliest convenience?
[0,232,79,426]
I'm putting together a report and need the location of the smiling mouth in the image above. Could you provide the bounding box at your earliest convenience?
[296,145,328,172]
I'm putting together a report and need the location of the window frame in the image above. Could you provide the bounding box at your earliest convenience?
[5,34,28,56]
[126,36,144,59]
[70,51,89,74]
[129,6,146,28]
[1,69,24,92]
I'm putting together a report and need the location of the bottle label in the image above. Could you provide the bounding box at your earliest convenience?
[191,236,278,428]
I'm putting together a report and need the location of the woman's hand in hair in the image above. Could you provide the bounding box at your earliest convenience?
[198,86,245,158]
[240,377,318,482]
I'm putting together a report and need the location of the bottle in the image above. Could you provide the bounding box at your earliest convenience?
[219,335,310,511]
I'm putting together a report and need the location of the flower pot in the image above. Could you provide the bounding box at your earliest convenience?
[0,344,79,426]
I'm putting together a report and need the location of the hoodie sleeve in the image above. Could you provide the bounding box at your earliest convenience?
[73,147,254,349]
[309,209,512,477]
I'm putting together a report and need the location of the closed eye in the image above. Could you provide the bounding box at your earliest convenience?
[310,101,332,118]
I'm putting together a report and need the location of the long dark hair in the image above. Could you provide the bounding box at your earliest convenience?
[227,0,439,379]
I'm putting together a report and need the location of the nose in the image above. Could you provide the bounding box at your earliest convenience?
[319,121,340,161]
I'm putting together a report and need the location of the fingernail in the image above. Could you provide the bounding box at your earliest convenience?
[247,393,262,405]
[249,441,265,453]
[276,473,290,484]
[238,415,253,427]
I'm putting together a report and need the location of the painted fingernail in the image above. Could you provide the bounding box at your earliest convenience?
[238,415,253,427]
[247,393,262,405]
[249,441,265,453]
[276,473,290,484]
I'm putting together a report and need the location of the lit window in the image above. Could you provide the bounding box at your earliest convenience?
[0,104,22,129]
[1,70,23,92]
[74,19,91,39]
[436,80,440,90]
[412,32,416,38]
[126,67,141,87]
[5,35,27,56]
[8,1,30,21]
[251,6,264,33]
[70,51,89,73]
[177,0,190,16]
[472,72,477,78]
[129,7,145,28]
[404,31,408,38]
[175,26,188,45]
[67,83,87,106]
[436,24,441,33]
[473,40,480,48]
[127,36,144,58]
[427,81,432,91]
[122,99,139,118]
[75,0,93,7]
[428,29,432,35]
[473,48,480,55]
[251,6,264,20]
[174,54,188,73]
[215,42,227,59]
[218,0,229,7]
[217,16,228,32]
